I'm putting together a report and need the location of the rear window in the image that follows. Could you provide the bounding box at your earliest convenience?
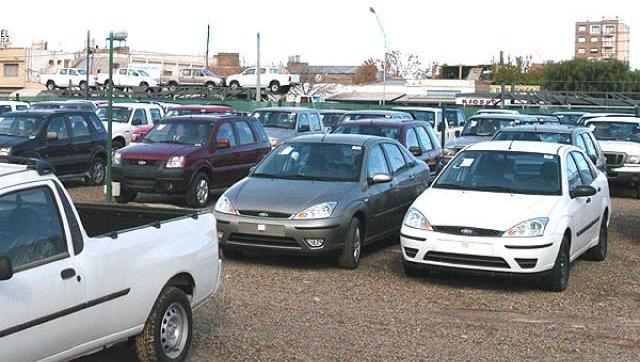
[494,131,572,145]
[334,124,401,140]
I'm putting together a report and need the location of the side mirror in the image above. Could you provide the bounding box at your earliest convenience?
[454,130,461,138]
[217,138,230,149]
[298,124,311,132]
[47,132,58,141]
[0,256,13,281]
[570,185,596,199]
[408,146,423,157]
[368,173,393,185]
[589,154,598,164]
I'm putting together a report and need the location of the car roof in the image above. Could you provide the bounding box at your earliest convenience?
[467,140,570,155]
[393,106,441,112]
[469,114,532,121]
[581,112,634,117]
[553,111,586,116]
[497,124,587,134]
[9,109,90,116]
[344,110,411,116]
[585,116,640,124]
[338,118,421,127]
[252,107,316,113]
[0,101,29,105]
[289,133,387,146]
[161,115,245,123]
[106,102,162,109]
[168,104,235,111]
[318,109,348,114]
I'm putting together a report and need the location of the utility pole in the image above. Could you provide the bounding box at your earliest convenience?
[85,31,90,99]
[106,32,114,203]
[499,50,505,109]
[256,32,261,102]
[369,7,387,106]
[205,24,210,69]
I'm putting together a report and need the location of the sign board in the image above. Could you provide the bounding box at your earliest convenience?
[489,84,541,93]
[455,97,512,106]
[0,29,11,48]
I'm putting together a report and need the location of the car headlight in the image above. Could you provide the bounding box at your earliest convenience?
[626,155,640,164]
[503,217,548,238]
[269,137,280,148]
[0,147,12,156]
[112,151,122,165]
[165,156,185,168]
[403,208,433,230]
[293,202,337,220]
[444,148,457,157]
[214,195,238,215]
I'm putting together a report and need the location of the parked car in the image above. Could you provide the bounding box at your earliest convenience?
[393,106,465,143]
[401,140,611,292]
[226,67,299,93]
[494,125,606,172]
[31,100,97,112]
[319,109,348,131]
[577,112,635,125]
[112,115,271,207]
[553,111,587,125]
[584,116,640,196]
[0,157,221,361]
[443,114,530,162]
[251,107,324,147]
[524,115,561,125]
[0,110,107,185]
[96,68,159,88]
[96,102,164,149]
[161,68,225,91]
[333,119,443,180]
[0,101,29,115]
[474,109,520,116]
[215,134,431,269]
[131,104,237,143]
[39,68,95,90]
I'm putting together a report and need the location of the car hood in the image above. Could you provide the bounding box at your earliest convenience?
[264,128,298,142]
[229,177,355,215]
[414,188,561,231]
[597,140,640,155]
[445,135,491,149]
[0,135,29,148]
[119,142,200,160]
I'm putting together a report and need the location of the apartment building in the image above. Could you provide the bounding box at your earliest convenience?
[575,18,630,62]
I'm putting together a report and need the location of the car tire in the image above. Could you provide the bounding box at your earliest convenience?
[136,287,193,362]
[115,189,137,204]
[186,172,210,208]
[79,81,87,91]
[168,82,178,92]
[229,81,240,89]
[585,215,608,261]
[337,218,362,270]
[86,157,106,186]
[46,81,56,90]
[402,258,424,278]
[543,236,570,292]
[269,81,280,93]
[206,82,215,91]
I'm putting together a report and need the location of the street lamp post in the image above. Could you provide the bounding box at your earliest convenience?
[370,7,387,106]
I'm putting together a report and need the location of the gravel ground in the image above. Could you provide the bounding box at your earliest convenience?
[70,184,640,361]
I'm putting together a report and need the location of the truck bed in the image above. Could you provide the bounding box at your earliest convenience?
[75,203,199,238]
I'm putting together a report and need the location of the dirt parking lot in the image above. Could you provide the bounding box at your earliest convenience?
[71,184,640,361]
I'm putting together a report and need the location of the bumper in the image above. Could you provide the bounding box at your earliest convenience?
[400,227,561,274]
[606,165,640,183]
[112,165,194,193]
[216,212,350,253]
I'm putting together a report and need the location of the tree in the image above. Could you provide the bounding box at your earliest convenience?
[542,59,638,92]
[378,50,432,80]
[354,59,378,84]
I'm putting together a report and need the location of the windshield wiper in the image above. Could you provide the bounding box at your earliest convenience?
[472,185,515,193]
[433,183,465,190]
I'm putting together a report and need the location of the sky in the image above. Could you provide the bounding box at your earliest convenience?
[3,0,639,69]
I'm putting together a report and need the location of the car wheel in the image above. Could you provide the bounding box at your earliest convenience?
[186,172,210,208]
[229,81,240,89]
[206,82,215,91]
[46,81,56,90]
[168,82,178,92]
[402,258,425,278]
[269,81,280,93]
[86,157,106,186]
[543,236,570,292]
[338,218,362,270]
[79,81,87,91]
[586,215,608,261]
[136,287,192,362]
[115,189,137,204]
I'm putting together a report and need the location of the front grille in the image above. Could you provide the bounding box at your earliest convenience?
[404,247,419,258]
[124,159,161,167]
[515,258,537,269]
[604,153,625,167]
[424,251,510,269]
[238,210,292,219]
[431,226,503,237]
[227,233,300,248]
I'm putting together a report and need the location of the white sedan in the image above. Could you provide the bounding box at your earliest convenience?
[400,141,611,292]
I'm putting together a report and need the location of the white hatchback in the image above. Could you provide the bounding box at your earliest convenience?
[400,141,611,292]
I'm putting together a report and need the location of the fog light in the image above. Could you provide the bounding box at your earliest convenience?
[305,238,325,248]
[217,231,224,240]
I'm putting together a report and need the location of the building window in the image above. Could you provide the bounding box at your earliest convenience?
[603,49,613,57]
[605,25,615,34]
[578,37,586,43]
[578,25,586,32]
[590,25,601,34]
[48,60,54,66]
[3,64,19,77]
[590,48,599,54]
[578,48,586,54]
[591,37,599,42]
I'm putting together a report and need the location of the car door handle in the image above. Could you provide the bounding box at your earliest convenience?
[60,268,76,280]
[597,187,601,192]
[586,197,592,204]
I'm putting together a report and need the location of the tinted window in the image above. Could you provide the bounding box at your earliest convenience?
[216,123,237,147]
[85,114,106,135]
[405,128,420,149]
[150,109,162,124]
[0,187,67,269]
[462,118,515,136]
[590,121,640,143]
[252,111,297,130]
[494,131,572,144]
[367,145,390,178]
[69,115,91,137]
[0,105,11,114]
[580,133,597,160]
[572,152,595,185]
[16,105,28,111]
[320,113,344,129]
[250,120,269,144]
[97,107,131,123]
[145,120,213,146]
[236,121,255,145]
[566,153,581,192]
[0,115,45,138]
[298,114,309,131]
[47,116,69,140]
[310,113,321,131]
[334,124,401,140]
[382,143,406,173]
[415,126,434,151]
[435,151,562,196]
[132,109,148,125]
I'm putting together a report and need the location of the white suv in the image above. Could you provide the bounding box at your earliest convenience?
[96,103,164,149]
[401,141,611,292]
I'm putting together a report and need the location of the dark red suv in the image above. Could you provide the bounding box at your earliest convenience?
[112,115,271,207]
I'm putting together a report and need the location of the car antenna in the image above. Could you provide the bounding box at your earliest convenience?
[508,140,514,150]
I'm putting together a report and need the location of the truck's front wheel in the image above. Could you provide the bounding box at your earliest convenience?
[269,80,280,93]
[136,287,193,362]
[46,81,56,90]
[228,81,240,89]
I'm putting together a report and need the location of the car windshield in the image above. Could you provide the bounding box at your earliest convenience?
[320,113,345,129]
[333,124,400,140]
[253,142,364,182]
[144,120,213,146]
[494,131,572,145]
[252,111,297,130]
[97,107,131,123]
[0,116,45,138]
[165,108,231,117]
[202,69,216,77]
[462,118,515,136]
[434,150,562,196]
[589,122,640,143]
[556,114,583,125]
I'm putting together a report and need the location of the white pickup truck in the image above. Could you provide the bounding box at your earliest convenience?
[226,67,299,93]
[96,102,165,149]
[39,68,95,91]
[95,68,159,89]
[0,158,221,362]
